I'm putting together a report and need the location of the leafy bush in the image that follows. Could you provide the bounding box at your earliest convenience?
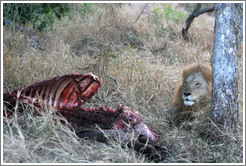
[3,3,72,31]
[152,4,186,37]
[78,3,93,17]
[153,4,186,23]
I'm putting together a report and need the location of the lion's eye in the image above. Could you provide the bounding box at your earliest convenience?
[195,83,201,87]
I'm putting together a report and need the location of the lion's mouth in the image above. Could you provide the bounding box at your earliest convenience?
[184,100,195,106]
[183,95,195,106]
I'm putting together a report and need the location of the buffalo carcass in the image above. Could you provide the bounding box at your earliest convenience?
[3,72,169,162]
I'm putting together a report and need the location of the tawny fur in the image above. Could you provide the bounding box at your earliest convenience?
[168,63,212,126]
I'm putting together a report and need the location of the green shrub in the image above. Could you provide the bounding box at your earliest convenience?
[153,4,186,23]
[3,3,72,31]
[152,4,186,37]
[78,3,93,17]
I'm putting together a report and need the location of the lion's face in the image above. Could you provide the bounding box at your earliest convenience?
[182,71,209,107]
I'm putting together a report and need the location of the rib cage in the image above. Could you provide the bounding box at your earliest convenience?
[11,72,101,110]
[3,72,170,162]
[3,72,157,142]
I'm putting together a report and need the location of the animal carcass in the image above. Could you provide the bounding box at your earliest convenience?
[3,72,169,162]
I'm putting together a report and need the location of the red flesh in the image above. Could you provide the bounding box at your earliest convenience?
[3,72,157,142]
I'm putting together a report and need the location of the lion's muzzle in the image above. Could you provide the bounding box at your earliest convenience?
[183,93,195,106]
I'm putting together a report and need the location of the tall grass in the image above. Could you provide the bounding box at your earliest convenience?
[3,3,244,163]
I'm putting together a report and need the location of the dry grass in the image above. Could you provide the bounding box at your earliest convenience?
[2,3,244,163]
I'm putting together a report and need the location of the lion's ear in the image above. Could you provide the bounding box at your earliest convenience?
[200,64,212,83]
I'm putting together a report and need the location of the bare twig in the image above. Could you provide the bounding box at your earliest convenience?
[133,4,148,24]
[108,38,137,68]
[105,74,119,86]
[3,17,46,51]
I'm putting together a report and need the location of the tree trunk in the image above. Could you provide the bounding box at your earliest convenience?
[239,3,243,44]
[210,3,241,133]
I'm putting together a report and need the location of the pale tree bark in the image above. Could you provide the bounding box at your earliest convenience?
[210,3,242,133]
[239,3,243,44]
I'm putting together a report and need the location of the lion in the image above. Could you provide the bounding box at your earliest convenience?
[167,63,212,126]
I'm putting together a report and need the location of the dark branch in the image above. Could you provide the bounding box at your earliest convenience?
[133,4,148,24]
[182,4,215,41]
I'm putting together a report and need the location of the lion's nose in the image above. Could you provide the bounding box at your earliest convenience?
[184,92,191,96]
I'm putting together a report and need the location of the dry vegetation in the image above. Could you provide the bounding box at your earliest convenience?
[2,3,244,163]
